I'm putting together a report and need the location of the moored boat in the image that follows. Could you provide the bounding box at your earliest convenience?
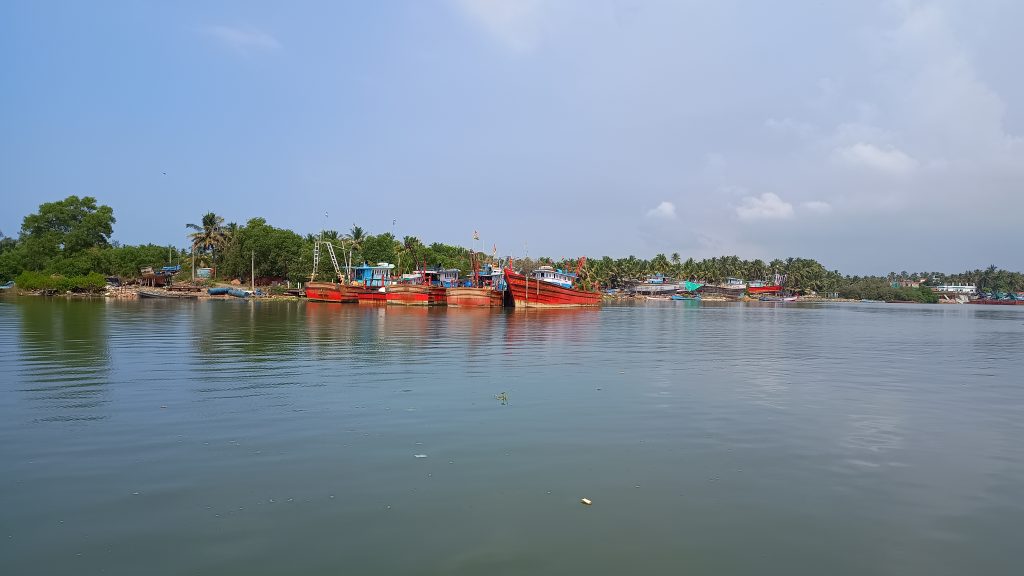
[504,263,601,308]
[671,294,700,301]
[747,285,783,295]
[139,290,197,300]
[447,262,506,307]
[306,262,395,304]
[387,268,457,306]
[758,295,798,302]
[446,287,504,307]
[0,281,14,290]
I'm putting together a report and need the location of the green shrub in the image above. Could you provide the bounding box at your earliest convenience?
[14,270,108,293]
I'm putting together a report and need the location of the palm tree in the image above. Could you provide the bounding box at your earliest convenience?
[186,212,228,273]
[343,225,367,271]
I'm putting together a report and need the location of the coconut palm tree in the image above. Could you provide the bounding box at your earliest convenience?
[186,212,228,273]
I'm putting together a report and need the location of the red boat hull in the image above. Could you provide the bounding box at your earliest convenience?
[386,285,447,306]
[305,282,357,303]
[747,285,782,294]
[446,287,504,307]
[504,268,601,308]
[356,287,388,303]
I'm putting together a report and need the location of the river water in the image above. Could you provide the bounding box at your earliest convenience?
[1,297,1022,575]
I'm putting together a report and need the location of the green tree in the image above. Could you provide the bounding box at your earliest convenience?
[17,196,115,271]
[186,212,228,272]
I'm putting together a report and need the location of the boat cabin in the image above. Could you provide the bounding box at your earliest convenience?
[402,267,461,288]
[465,263,506,290]
[531,265,576,289]
[349,262,395,287]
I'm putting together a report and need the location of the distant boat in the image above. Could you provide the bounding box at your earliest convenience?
[671,294,700,301]
[504,264,601,308]
[759,295,798,302]
[860,299,884,303]
[0,281,14,290]
[747,285,784,295]
[139,290,197,300]
[632,274,680,295]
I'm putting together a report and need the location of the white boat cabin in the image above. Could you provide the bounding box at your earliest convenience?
[531,265,576,289]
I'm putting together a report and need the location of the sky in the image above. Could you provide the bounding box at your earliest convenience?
[1,0,1022,274]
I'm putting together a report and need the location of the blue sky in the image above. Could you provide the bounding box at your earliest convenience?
[2,0,1022,273]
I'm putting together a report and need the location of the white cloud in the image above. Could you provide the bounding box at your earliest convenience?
[800,200,832,214]
[735,193,794,221]
[833,143,918,174]
[646,201,677,220]
[453,0,543,53]
[204,25,281,54]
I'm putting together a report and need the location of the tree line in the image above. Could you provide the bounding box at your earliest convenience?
[2,196,1023,298]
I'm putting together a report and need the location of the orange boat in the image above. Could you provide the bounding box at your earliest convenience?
[504,262,601,308]
[386,268,459,306]
[447,262,506,307]
[447,287,504,307]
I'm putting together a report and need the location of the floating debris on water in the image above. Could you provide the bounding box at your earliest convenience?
[580,498,593,506]
[495,392,509,405]
[414,454,428,458]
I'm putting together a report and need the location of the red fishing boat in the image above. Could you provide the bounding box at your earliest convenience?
[306,237,394,304]
[447,261,506,307]
[447,287,504,307]
[386,268,458,306]
[504,260,601,308]
[305,281,358,303]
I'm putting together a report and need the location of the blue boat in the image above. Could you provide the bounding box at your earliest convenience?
[671,294,700,301]
[227,288,252,298]
[207,287,230,296]
[0,281,14,290]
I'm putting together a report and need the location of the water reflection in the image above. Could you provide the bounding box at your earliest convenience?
[17,298,110,421]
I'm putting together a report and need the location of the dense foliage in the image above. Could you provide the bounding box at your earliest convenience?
[14,271,108,293]
[2,196,1023,302]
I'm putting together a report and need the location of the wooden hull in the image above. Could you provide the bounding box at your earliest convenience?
[305,281,357,303]
[446,287,504,307]
[504,268,601,308]
[386,285,447,306]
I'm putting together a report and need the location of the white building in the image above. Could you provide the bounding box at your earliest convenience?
[931,284,977,294]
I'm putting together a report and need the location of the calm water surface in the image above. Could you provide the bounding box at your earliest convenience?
[1,297,1022,575]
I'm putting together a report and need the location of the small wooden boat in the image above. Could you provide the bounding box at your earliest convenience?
[759,295,798,302]
[139,290,197,300]
[671,294,700,301]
